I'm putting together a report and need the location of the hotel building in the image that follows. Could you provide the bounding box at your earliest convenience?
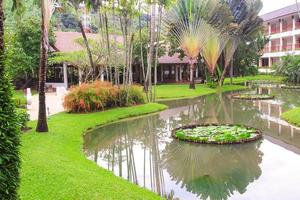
[260,3,300,67]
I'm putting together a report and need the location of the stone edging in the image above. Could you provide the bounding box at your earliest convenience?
[172,124,263,145]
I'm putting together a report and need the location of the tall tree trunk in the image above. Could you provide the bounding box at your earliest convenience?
[189,62,195,89]
[36,1,49,132]
[153,5,162,102]
[78,20,95,80]
[219,63,230,86]
[147,2,156,101]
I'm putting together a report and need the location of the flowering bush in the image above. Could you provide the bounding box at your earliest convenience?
[64,81,145,112]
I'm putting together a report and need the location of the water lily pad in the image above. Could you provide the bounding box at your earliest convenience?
[172,124,262,144]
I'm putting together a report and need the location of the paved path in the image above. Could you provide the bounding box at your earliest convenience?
[27,93,65,120]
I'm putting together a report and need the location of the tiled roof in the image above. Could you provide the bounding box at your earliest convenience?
[158,53,190,64]
[54,31,189,64]
[54,31,123,52]
[261,3,300,22]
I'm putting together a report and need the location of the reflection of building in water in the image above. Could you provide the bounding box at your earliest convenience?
[254,100,300,150]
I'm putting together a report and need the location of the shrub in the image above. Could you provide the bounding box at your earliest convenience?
[16,108,29,129]
[64,81,145,112]
[273,54,300,83]
[0,74,21,199]
[119,85,145,106]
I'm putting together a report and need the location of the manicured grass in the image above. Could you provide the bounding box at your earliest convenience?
[281,107,300,127]
[155,84,246,100]
[224,75,284,84]
[20,103,167,200]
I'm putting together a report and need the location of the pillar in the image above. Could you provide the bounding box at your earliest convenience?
[293,16,296,30]
[268,57,272,67]
[279,19,283,33]
[179,65,182,81]
[63,63,68,89]
[259,59,262,67]
[280,38,283,52]
[268,22,271,35]
[293,35,296,51]
[161,65,164,82]
[196,66,199,78]
[175,65,178,82]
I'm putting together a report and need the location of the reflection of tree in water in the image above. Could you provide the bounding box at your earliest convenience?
[84,114,169,195]
[270,88,300,109]
[162,141,263,200]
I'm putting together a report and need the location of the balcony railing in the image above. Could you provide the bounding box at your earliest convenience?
[271,28,279,34]
[282,24,293,32]
[270,45,280,52]
[295,43,300,50]
[282,44,293,51]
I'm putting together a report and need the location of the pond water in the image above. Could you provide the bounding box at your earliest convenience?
[84,84,300,200]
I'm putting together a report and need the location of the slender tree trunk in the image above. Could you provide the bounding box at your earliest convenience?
[189,62,195,89]
[147,2,156,101]
[78,20,95,80]
[219,63,230,86]
[139,0,149,101]
[153,5,162,102]
[36,1,49,132]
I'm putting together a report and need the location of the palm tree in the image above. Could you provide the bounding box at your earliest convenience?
[36,0,58,132]
[0,0,23,198]
[218,0,263,86]
[164,0,211,89]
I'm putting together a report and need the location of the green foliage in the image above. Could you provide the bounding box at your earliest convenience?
[16,108,30,129]
[274,54,300,83]
[20,103,167,199]
[0,74,21,199]
[175,125,259,144]
[12,90,26,108]
[64,81,146,112]
[233,33,266,76]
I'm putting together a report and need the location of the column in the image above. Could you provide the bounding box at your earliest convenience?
[63,63,68,89]
[259,59,262,67]
[280,38,283,52]
[293,16,296,30]
[268,23,271,35]
[279,19,283,33]
[293,35,296,51]
[268,40,271,52]
[195,66,199,78]
[175,65,178,82]
[179,65,182,81]
[268,57,272,67]
[161,65,164,82]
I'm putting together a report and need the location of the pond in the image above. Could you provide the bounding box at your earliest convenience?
[84,84,300,200]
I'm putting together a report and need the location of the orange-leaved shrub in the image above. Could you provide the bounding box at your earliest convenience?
[64,81,145,112]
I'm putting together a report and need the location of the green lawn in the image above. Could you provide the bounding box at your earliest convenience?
[281,107,300,127]
[224,75,283,84]
[156,84,246,100]
[20,103,167,200]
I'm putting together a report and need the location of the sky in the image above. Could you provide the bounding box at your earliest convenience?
[260,0,297,15]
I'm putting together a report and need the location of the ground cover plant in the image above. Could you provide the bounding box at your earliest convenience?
[281,107,300,127]
[231,93,274,100]
[173,124,262,144]
[64,81,145,112]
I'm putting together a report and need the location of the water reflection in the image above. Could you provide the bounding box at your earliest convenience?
[84,86,300,200]
[162,141,262,200]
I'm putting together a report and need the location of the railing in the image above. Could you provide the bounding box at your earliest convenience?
[282,24,293,32]
[270,45,280,52]
[271,28,279,34]
[264,47,270,53]
[295,43,300,50]
[282,44,293,51]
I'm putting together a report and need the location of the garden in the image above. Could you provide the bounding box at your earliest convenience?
[1,0,300,200]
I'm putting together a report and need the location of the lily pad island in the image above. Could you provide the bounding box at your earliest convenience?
[173,124,262,144]
[231,93,275,100]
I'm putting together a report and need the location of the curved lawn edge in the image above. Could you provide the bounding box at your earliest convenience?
[20,103,167,200]
[281,107,300,127]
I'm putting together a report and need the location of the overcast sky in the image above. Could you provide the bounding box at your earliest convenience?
[260,0,297,15]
